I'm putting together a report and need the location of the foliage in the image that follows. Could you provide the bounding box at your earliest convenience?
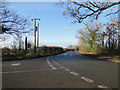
[76,19,119,55]
[76,20,103,53]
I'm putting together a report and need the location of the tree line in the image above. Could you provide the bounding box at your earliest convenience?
[58,0,120,55]
[75,19,119,55]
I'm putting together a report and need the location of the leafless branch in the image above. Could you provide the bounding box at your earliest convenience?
[58,1,120,23]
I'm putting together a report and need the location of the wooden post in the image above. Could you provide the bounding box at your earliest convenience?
[25,37,27,54]
[37,23,39,55]
[34,20,37,54]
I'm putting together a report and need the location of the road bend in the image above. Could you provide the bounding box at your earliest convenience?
[2,51,118,88]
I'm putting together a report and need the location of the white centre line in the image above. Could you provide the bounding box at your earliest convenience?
[50,64,53,67]
[11,63,20,66]
[49,55,110,89]
[98,85,108,88]
[52,58,71,72]
[47,57,57,70]
[52,67,57,70]
[70,72,79,76]
[52,59,61,67]
[60,66,64,69]
[64,68,70,72]
[81,77,94,83]
[51,57,66,69]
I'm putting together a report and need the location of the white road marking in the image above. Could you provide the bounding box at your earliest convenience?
[11,63,20,66]
[53,60,64,69]
[51,57,66,69]
[70,72,79,76]
[47,57,57,70]
[64,68,70,72]
[50,65,53,67]
[81,77,94,83]
[52,56,80,76]
[51,58,71,72]
[51,67,57,70]
[47,62,50,64]
[51,56,96,84]
[2,69,55,74]
[48,54,110,89]
[98,85,108,88]
[52,59,61,66]
[60,66,64,69]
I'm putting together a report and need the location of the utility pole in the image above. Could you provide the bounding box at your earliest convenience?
[37,23,39,54]
[31,18,40,54]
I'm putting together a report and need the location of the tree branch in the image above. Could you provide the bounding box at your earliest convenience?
[60,1,120,23]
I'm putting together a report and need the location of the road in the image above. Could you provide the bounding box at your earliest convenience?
[2,51,118,89]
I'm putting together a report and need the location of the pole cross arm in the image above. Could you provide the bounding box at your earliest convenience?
[31,18,40,21]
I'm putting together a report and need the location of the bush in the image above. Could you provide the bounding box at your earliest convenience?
[39,46,64,56]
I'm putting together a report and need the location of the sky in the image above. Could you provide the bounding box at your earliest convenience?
[5,2,85,48]
[1,2,119,48]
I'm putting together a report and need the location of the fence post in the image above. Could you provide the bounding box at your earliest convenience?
[25,37,27,55]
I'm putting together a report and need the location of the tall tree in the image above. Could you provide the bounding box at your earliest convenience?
[76,20,103,52]
[105,18,118,50]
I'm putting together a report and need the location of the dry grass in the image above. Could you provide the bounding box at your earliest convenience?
[77,51,120,62]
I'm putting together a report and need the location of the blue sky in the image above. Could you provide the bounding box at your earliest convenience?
[6,2,84,48]
[4,2,118,48]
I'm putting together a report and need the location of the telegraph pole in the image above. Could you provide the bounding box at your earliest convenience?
[37,23,39,49]
[31,18,40,54]
[37,23,39,55]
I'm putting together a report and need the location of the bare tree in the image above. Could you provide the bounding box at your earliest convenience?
[105,18,118,50]
[0,2,31,39]
[76,20,104,53]
[58,0,120,23]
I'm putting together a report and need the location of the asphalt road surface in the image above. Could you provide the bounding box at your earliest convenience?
[2,51,118,89]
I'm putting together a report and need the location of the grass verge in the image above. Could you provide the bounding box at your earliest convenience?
[76,51,120,62]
